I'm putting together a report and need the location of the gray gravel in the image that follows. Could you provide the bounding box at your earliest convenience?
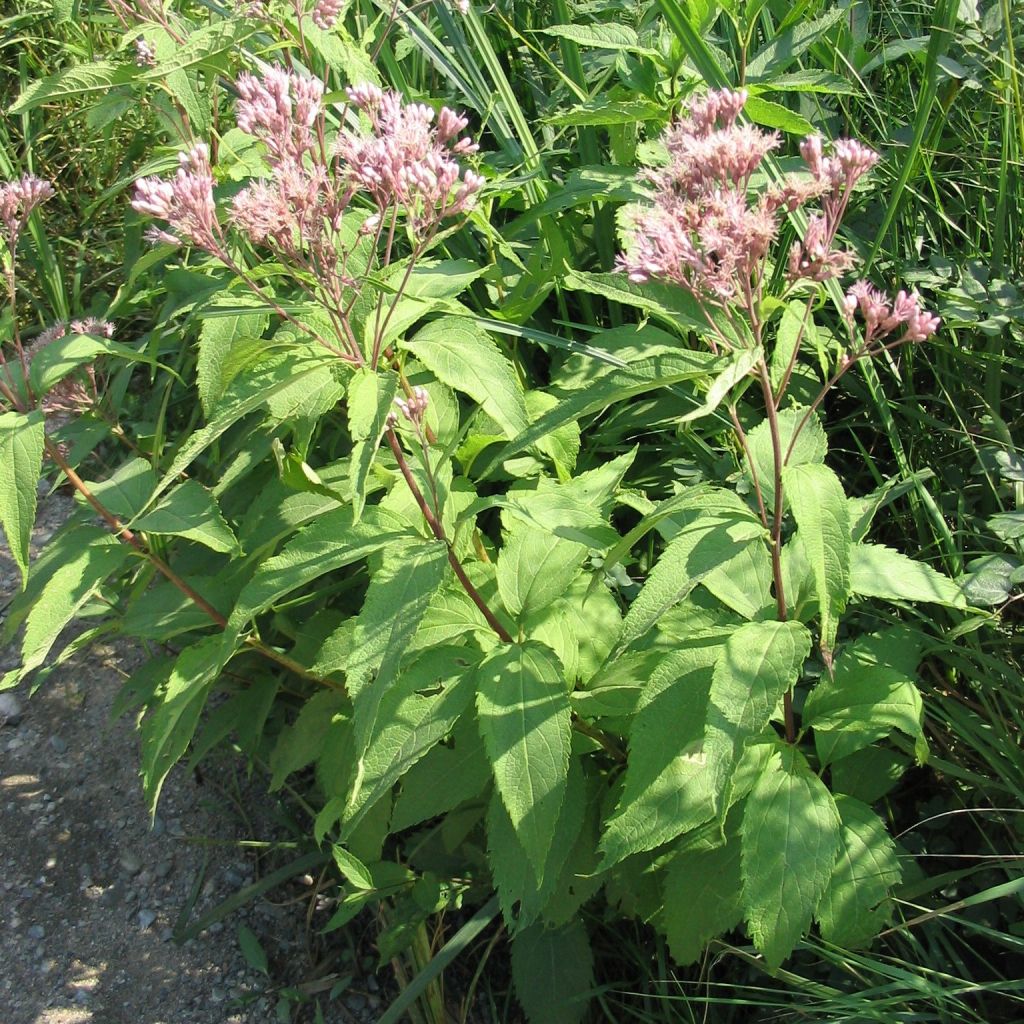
[0,491,392,1024]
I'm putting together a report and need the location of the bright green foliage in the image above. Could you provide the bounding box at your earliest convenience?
[0,410,45,586]
[741,750,842,968]
[816,796,902,946]
[476,642,572,884]
[850,543,965,607]
[783,463,850,653]
[134,480,239,553]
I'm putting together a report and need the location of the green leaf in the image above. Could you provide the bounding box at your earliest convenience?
[0,410,45,586]
[547,99,665,127]
[742,96,815,135]
[28,333,156,396]
[747,406,826,509]
[83,457,156,520]
[540,23,658,55]
[618,498,764,650]
[237,925,269,975]
[348,368,398,523]
[804,628,925,765]
[10,60,138,114]
[783,464,850,654]
[332,846,375,890]
[134,480,239,553]
[745,7,849,80]
[705,620,811,796]
[770,300,812,391]
[477,350,715,479]
[269,689,349,790]
[741,750,842,969]
[850,544,965,607]
[487,758,585,931]
[680,345,761,424]
[663,833,744,964]
[13,535,130,684]
[344,542,450,797]
[141,634,232,810]
[390,714,491,832]
[401,317,528,439]
[816,796,901,947]
[830,747,910,804]
[497,525,589,620]
[511,918,594,1024]
[226,507,409,642]
[600,647,722,866]
[701,541,773,620]
[197,305,270,417]
[476,642,572,885]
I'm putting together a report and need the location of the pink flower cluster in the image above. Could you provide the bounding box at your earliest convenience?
[26,318,113,421]
[1,176,55,242]
[843,282,939,344]
[337,84,484,236]
[618,90,891,306]
[311,0,342,28]
[132,144,219,250]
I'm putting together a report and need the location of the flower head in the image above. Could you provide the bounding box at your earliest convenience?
[132,143,219,250]
[843,280,939,343]
[311,0,343,28]
[0,176,55,240]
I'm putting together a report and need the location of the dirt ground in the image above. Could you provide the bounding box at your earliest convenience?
[0,494,388,1024]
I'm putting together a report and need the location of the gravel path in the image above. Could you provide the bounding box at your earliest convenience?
[0,493,388,1024]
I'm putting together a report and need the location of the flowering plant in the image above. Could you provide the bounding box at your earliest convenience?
[2,7,967,1021]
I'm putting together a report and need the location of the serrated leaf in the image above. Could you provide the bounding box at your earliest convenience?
[600,647,722,866]
[401,317,528,439]
[770,300,812,391]
[10,60,138,114]
[830,747,910,804]
[741,750,842,968]
[705,620,811,796]
[476,643,572,885]
[746,7,849,79]
[332,846,374,890]
[851,543,965,607]
[269,689,349,790]
[344,542,449,799]
[511,918,594,1024]
[134,480,238,553]
[342,646,477,833]
[477,349,715,479]
[488,758,585,931]
[747,406,826,510]
[783,464,850,654]
[0,410,46,586]
[237,925,269,974]
[663,834,744,964]
[226,507,409,642]
[547,99,665,126]
[680,345,761,423]
[15,535,130,683]
[28,333,155,396]
[701,540,773,620]
[743,96,815,135]
[141,635,232,810]
[197,306,269,417]
[83,457,156,520]
[540,23,657,54]
[348,369,398,522]
[618,501,764,651]
[816,796,901,946]
[805,629,925,765]
[497,525,588,620]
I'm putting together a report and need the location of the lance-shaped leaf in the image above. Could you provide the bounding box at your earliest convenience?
[617,502,764,652]
[401,317,528,439]
[741,749,842,969]
[850,543,965,607]
[663,831,744,965]
[782,463,850,654]
[344,541,449,801]
[511,917,594,1024]
[704,620,811,798]
[197,304,269,416]
[804,627,925,765]
[476,642,572,885]
[0,410,46,586]
[816,796,902,947]
[497,524,588,620]
[747,406,826,509]
[226,507,410,642]
[599,646,722,867]
[680,345,761,423]
[134,479,239,553]
[347,368,398,522]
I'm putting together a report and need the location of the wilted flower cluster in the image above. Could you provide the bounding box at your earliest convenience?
[134,36,156,66]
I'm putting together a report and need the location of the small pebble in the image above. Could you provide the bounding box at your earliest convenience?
[26,924,45,940]
[74,988,90,1005]
[155,858,173,880]
[119,851,143,876]
[48,735,68,754]
[0,693,23,728]
[138,909,157,930]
